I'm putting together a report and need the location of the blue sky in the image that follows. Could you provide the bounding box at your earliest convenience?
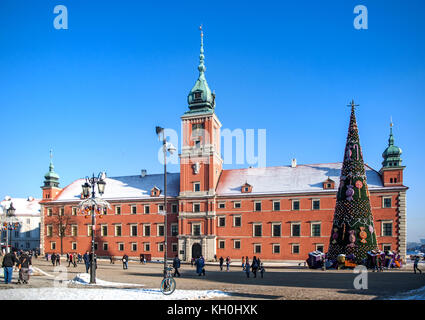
[0,0,424,241]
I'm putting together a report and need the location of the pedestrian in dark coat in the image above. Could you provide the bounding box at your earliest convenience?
[252,256,259,278]
[226,256,231,271]
[414,256,422,274]
[83,252,90,273]
[259,263,265,278]
[245,261,251,278]
[55,254,60,266]
[2,251,19,284]
[196,256,205,276]
[173,255,181,277]
[51,253,56,266]
[17,251,32,284]
[219,256,224,271]
[122,254,129,269]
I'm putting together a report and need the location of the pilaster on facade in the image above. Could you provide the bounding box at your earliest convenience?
[397,191,407,262]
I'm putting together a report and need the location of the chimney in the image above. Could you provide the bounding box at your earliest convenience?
[141,169,147,177]
[291,158,297,168]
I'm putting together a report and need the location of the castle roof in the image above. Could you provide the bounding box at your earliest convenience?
[0,197,41,216]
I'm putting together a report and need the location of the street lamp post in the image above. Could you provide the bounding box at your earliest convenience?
[1,202,19,253]
[156,126,176,277]
[79,173,109,284]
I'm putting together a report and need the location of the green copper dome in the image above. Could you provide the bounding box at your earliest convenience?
[187,27,215,113]
[382,125,402,168]
[43,151,60,188]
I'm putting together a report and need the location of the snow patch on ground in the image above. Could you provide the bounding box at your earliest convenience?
[68,273,143,287]
[387,285,425,300]
[0,287,230,300]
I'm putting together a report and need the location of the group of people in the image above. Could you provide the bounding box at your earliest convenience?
[241,256,265,278]
[218,256,231,271]
[1,250,32,284]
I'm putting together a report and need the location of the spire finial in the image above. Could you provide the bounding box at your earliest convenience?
[198,25,206,75]
[347,99,359,110]
[389,116,395,146]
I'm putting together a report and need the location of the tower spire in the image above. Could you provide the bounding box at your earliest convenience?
[198,25,206,76]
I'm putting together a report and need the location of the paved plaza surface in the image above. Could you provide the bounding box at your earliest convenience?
[1,258,424,300]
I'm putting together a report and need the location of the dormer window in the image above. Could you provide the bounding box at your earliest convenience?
[241,183,252,193]
[194,92,202,100]
[150,187,161,197]
[323,178,335,189]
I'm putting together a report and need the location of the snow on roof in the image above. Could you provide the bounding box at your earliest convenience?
[54,173,180,202]
[216,162,384,196]
[0,197,41,216]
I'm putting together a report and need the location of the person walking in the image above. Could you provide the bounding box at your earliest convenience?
[83,251,90,273]
[68,253,73,267]
[191,257,195,267]
[55,254,60,266]
[172,255,181,277]
[122,254,128,270]
[252,256,259,278]
[414,255,422,274]
[2,251,19,284]
[245,260,251,278]
[241,257,245,271]
[110,256,115,264]
[259,262,265,278]
[219,256,224,271]
[226,256,231,271]
[196,255,205,276]
[66,253,69,262]
[17,251,32,284]
[51,253,56,266]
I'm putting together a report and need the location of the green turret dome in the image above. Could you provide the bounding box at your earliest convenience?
[187,27,215,113]
[382,124,402,168]
[43,151,60,188]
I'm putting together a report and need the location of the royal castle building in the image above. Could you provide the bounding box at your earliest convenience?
[40,32,408,262]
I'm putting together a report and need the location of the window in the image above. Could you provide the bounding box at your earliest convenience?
[327,183,332,188]
[383,244,392,252]
[291,223,301,237]
[218,240,225,249]
[218,202,225,209]
[192,122,204,135]
[234,240,241,249]
[254,244,261,254]
[103,243,108,251]
[72,207,77,216]
[157,224,164,236]
[118,243,124,251]
[158,243,164,252]
[273,244,280,254]
[254,202,262,212]
[115,225,122,237]
[382,222,393,236]
[193,203,200,213]
[101,225,108,237]
[312,199,320,210]
[131,206,137,214]
[233,216,241,227]
[59,208,64,216]
[26,218,30,224]
[194,140,201,148]
[47,225,53,237]
[316,244,324,252]
[272,223,281,237]
[292,200,300,211]
[72,242,77,250]
[144,205,150,214]
[234,202,241,209]
[292,244,300,254]
[383,197,392,208]
[192,224,201,236]
[394,178,397,183]
[131,243,137,251]
[172,243,178,252]
[218,216,226,227]
[71,225,78,237]
[158,204,164,213]
[171,224,178,236]
[143,224,151,236]
[115,206,121,215]
[144,243,150,252]
[172,204,178,213]
[194,92,202,100]
[273,201,280,211]
[253,224,262,237]
[50,242,56,250]
[311,223,321,237]
[194,182,201,192]
[390,178,393,183]
[88,225,93,237]
[47,208,52,216]
[131,225,138,237]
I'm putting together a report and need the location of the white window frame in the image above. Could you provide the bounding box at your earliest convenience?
[381,220,393,237]
[382,243,392,251]
[115,205,121,215]
[47,208,52,216]
[291,244,300,254]
[218,202,226,209]
[252,223,262,237]
[233,239,241,249]
[218,240,225,249]
[114,224,122,237]
[192,223,202,236]
[193,182,201,192]
[254,243,262,254]
[292,199,300,211]
[71,225,78,237]
[71,242,77,250]
[233,215,242,227]
[172,243,178,252]
[158,243,164,252]
[118,243,124,251]
[87,225,93,237]
[271,222,282,237]
[291,222,301,237]
[170,223,179,236]
[59,207,64,216]
[382,197,392,208]
[131,242,137,251]
[315,244,324,252]
[172,204,178,213]
[143,224,151,237]
[103,243,108,251]
[233,201,241,209]
[217,216,226,227]
[130,224,138,237]
[50,242,56,250]
[273,243,281,254]
[311,222,321,237]
[101,224,108,237]
[193,203,201,213]
[144,205,150,214]
[157,223,165,236]
[46,225,53,237]
[254,201,262,212]
[158,204,164,214]
[143,242,150,252]
[312,199,320,210]
[273,200,281,211]
[131,205,137,214]
[72,207,78,216]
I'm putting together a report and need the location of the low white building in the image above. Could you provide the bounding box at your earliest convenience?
[0,196,41,251]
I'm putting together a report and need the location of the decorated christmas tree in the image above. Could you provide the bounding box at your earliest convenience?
[327,100,378,264]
